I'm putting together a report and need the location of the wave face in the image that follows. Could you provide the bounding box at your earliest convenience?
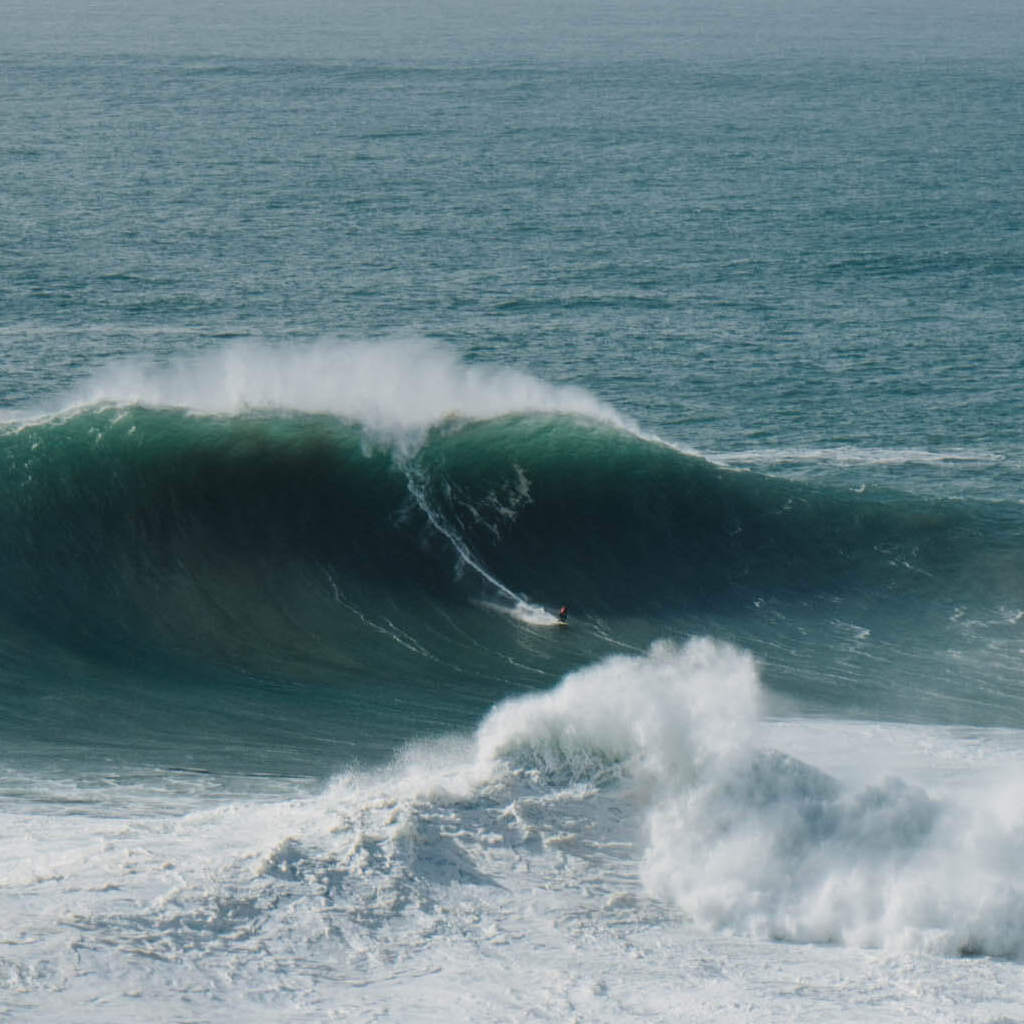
[3,343,1024,768]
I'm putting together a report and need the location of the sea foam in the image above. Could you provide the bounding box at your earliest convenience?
[50,337,633,445]
[6,639,1024,1024]
[466,638,1024,958]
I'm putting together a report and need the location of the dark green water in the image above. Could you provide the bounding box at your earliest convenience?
[2,1,1023,774]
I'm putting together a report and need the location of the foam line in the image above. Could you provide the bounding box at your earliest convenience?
[710,446,1001,468]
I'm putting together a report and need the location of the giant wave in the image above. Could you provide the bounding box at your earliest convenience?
[3,340,1024,768]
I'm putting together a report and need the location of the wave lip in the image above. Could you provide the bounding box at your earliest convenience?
[26,336,635,446]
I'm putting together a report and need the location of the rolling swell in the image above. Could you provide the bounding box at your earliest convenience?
[3,402,1024,765]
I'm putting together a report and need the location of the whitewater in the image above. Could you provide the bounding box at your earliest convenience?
[4,635,1024,1021]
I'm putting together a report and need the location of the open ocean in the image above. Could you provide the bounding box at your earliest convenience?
[2,1,1024,1019]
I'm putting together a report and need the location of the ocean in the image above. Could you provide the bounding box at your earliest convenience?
[2,1,1024,1019]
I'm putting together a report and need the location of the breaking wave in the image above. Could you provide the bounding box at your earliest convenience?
[3,338,1024,759]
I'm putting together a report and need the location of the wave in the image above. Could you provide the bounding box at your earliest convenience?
[27,639,1024,994]
[3,339,1024,753]
[0,401,1005,653]
[475,640,1024,958]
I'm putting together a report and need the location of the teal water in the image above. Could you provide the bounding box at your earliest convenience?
[4,3,1024,1020]
[3,34,1022,485]
[3,7,1024,774]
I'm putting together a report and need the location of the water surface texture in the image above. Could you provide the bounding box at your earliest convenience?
[2,1,1024,1020]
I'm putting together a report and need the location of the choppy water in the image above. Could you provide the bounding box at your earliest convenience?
[2,1,1024,1020]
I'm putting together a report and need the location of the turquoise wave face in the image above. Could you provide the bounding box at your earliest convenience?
[3,403,1024,770]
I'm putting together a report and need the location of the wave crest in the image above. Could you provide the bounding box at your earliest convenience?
[33,336,633,445]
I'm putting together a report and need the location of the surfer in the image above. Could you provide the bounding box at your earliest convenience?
[558,605,568,624]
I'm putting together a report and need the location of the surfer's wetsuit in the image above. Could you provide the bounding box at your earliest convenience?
[558,605,568,623]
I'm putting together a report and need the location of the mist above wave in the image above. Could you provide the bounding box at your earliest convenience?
[43,336,632,447]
